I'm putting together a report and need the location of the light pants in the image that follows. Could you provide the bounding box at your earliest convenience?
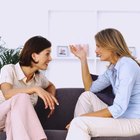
[66,91,140,140]
[0,93,47,140]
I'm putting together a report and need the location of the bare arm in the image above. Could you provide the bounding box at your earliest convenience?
[1,82,59,109]
[1,83,36,99]
[45,81,56,96]
[70,45,92,90]
[80,57,92,91]
[66,107,112,129]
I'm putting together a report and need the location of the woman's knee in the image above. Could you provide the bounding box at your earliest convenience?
[15,93,30,100]
[70,117,89,131]
[11,93,30,105]
[79,91,95,101]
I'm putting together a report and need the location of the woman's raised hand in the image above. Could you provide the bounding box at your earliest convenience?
[69,45,87,60]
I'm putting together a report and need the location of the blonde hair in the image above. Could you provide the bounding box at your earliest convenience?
[95,28,140,65]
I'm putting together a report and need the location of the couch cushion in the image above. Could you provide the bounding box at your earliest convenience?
[45,88,84,130]
[1,130,140,140]
[36,88,85,130]
[0,132,6,140]
[45,130,140,140]
[45,130,67,140]
[34,97,51,129]
[91,135,140,140]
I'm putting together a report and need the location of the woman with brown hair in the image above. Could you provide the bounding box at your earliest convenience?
[0,36,59,140]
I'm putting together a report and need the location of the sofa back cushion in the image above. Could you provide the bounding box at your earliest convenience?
[44,88,84,130]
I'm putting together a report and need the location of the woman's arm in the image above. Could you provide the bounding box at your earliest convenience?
[81,57,93,91]
[81,108,112,118]
[45,81,56,96]
[0,64,58,110]
[66,108,112,129]
[1,83,36,99]
[70,45,92,90]
[1,82,59,109]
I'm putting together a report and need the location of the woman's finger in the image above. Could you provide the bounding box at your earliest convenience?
[51,95,59,105]
[45,94,55,110]
[48,110,54,118]
[65,123,70,129]
[41,96,48,109]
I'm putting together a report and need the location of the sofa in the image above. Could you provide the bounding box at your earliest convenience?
[0,75,140,140]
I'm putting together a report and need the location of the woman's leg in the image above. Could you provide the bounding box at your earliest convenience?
[5,93,47,140]
[67,91,140,139]
[74,91,108,117]
[0,99,11,132]
[66,116,140,140]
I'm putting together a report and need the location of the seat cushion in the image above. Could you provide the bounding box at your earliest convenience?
[0,132,6,140]
[1,128,140,140]
[45,130,67,140]
[45,130,140,140]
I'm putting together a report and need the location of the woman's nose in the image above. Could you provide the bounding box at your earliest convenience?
[49,55,52,61]
[95,48,98,53]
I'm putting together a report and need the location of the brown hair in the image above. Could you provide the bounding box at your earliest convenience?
[19,36,51,66]
[95,28,140,65]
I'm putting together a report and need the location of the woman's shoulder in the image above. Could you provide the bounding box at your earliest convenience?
[1,63,15,71]
[118,57,140,72]
[120,57,136,65]
[35,71,50,88]
[120,56,132,61]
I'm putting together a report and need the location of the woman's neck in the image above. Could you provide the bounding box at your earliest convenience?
[111,55,120,65]
[21,66,37,81]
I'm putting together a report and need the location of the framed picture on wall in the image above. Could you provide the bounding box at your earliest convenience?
[57,46,69,57]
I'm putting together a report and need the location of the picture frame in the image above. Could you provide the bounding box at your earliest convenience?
[57,46,69,57]
[128,47,136,57]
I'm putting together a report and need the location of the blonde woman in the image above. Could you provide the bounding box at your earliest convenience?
[66,28,140,140]
[0,36,59,140]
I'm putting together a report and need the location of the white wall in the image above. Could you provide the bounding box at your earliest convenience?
[0,0,50,48]
[1,0,140,48]
[1,0,140,88]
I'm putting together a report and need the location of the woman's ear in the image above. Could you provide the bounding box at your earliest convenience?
[31,53,39,63]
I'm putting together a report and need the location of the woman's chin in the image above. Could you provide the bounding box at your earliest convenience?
[99,57,103,61]
[100,57,106,61]
[41,66,48,70]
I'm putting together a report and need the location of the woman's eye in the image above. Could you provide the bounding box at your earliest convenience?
[97,45,100,48]
[46,53,50,56]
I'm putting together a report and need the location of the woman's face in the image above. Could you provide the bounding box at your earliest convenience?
[95,43,116,64]
[32,47,52,70]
